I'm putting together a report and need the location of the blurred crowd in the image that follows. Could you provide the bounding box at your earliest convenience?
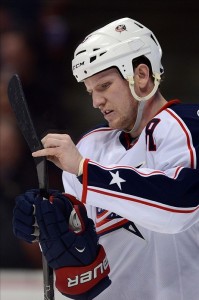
[0,0,73,269]
[0,0,105,269]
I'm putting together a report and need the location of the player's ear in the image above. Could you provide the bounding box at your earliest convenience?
[134,64,150,89]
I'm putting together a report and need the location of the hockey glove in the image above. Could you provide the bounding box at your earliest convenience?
[14,190,111,299]
[13,189,41,243]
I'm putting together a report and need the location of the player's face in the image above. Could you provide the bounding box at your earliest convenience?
[84,68,138,131]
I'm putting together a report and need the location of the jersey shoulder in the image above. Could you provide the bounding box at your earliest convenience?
[168,102,199,119]
[154,101,199,129]
[165,102,199,135]
[76,122,120,147]
[153,101,199,168]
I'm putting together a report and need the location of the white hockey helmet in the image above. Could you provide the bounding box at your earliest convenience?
[72,17,164,132]
[72,17,163,84]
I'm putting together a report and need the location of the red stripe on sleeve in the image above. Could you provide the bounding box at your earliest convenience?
[81,158,90,204]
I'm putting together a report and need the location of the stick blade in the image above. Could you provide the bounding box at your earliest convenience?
[7,74,42,152]
[7,73,48,193]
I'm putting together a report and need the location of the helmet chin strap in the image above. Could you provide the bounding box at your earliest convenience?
[124,73,161,134]
[124,101,145,133]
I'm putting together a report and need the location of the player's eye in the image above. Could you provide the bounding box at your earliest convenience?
[100,82,111,90]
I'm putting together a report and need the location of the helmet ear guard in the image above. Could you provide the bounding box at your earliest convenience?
[127,73,161,102]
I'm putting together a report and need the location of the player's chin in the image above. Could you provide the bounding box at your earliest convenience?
[106,115,125,130]
[107,120,116,129]
[108,121,123,130]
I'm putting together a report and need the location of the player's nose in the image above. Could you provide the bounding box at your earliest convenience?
[92,92,106,109]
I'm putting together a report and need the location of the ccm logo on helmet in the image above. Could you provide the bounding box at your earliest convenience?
[73,61,85,70]
[67,256,109,287]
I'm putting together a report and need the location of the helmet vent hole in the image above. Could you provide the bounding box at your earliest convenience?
[76,50,86,56]
[90,56,96,63]
[84,70,87,74]
[100,51,107,56]
[150,34,158,46]
[134,22,144,29]
[93,48,100,51]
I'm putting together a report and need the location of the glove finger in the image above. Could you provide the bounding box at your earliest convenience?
[14,228,37,243]
[53,196,72,216]
[53,198,71,234]
[35,199,48,239]
[23,189,40,203]
[13,216,35,234]
[13,217,38,243]
[36,199,60,239]
[13,205,35,226]
[15,197,35,215]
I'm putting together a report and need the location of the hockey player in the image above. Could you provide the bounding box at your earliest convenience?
[13,18,199,300]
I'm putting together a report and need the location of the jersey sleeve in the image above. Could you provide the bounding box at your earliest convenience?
[79,160,199,234]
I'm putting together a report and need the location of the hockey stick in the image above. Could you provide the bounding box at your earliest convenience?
[7,74,54,300]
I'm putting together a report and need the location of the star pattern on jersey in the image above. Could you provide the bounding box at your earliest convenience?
[109,171,126,190]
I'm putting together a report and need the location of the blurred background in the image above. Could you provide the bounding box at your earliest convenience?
[0,0,198,298]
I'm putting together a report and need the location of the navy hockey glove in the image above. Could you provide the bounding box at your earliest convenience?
[13,189,41,243]
[35,192,111,299]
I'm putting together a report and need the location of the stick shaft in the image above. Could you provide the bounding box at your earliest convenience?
[8,74,54,300]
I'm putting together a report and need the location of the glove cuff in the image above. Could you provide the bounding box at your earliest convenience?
[55,245,110,295]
